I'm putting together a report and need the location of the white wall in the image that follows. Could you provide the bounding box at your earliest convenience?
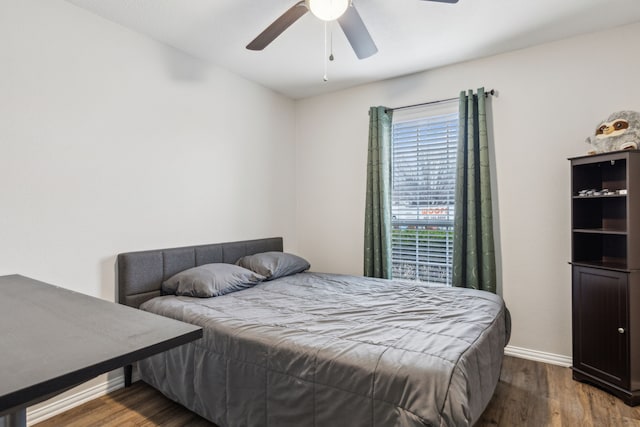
[0,2,296,420]
[295,22,640,359]
[0,0,297,301]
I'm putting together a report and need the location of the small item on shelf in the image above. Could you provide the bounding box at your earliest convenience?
[577,188,622,196]
[618,189,628,195]
[578,188,598,196]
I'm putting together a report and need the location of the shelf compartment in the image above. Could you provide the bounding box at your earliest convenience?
[572,196,627,232]
[572,232,627,269]
[572,158,627,195]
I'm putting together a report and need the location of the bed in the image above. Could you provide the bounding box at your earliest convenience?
[117,237,509,427]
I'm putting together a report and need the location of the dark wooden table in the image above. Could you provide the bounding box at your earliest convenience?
[0,275,202,427]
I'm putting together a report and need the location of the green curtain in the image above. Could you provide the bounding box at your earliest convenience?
[453,88,497,292]
[364,106,393,279]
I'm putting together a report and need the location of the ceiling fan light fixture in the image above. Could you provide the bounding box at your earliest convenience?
[306,0,350,21]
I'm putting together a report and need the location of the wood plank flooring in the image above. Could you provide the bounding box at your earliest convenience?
[478,356,640,426]
[34,356,640,426]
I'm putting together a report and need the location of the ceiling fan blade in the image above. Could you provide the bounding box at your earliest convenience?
[337,4,378,59]
[246,1,308,51]
[420,0,459,3]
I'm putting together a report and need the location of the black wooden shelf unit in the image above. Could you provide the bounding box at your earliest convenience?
[570,150,640,405]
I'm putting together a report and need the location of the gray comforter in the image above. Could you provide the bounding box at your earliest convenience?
[138,272,507,427]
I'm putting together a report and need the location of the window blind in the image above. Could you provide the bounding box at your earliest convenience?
[391,101,458,285]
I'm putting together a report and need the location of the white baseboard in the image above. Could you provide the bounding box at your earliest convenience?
[26,375,125,425]
[505,345,572,367]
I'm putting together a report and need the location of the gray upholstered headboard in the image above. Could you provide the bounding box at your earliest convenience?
[117,237,283,308]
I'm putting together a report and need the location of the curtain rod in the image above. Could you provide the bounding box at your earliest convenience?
[387,89,496,113]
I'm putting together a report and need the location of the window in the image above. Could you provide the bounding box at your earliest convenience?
[391,101,458,285]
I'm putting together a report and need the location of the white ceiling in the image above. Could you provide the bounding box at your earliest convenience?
[66,0,640,99]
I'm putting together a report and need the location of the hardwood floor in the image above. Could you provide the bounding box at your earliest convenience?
[35,356,640,426]
[33,381,212,427]
[478,356,640,426]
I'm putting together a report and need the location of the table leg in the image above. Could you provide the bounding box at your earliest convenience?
[124,364,133,387]
[0,408,26,427]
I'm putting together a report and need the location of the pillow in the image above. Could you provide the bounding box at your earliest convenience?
[162,263,265,298]
[236,251,310,280]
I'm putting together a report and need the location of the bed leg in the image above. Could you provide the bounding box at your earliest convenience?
[124,364,133,387]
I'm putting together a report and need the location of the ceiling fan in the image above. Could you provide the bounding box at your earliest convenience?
[246,0,460,60]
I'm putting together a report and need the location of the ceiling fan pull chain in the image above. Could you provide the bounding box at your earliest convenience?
[330,21,335,61]
[323,21,328,82]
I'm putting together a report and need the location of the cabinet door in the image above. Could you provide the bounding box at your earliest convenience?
[573,266,629,388]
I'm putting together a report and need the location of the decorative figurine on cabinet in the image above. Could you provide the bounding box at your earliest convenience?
[586,110,640,155]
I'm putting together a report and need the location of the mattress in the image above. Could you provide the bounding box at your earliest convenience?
[138,272,507,427]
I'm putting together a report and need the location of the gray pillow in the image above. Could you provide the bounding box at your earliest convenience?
[162,263,265,297]
[236,251,310,280]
